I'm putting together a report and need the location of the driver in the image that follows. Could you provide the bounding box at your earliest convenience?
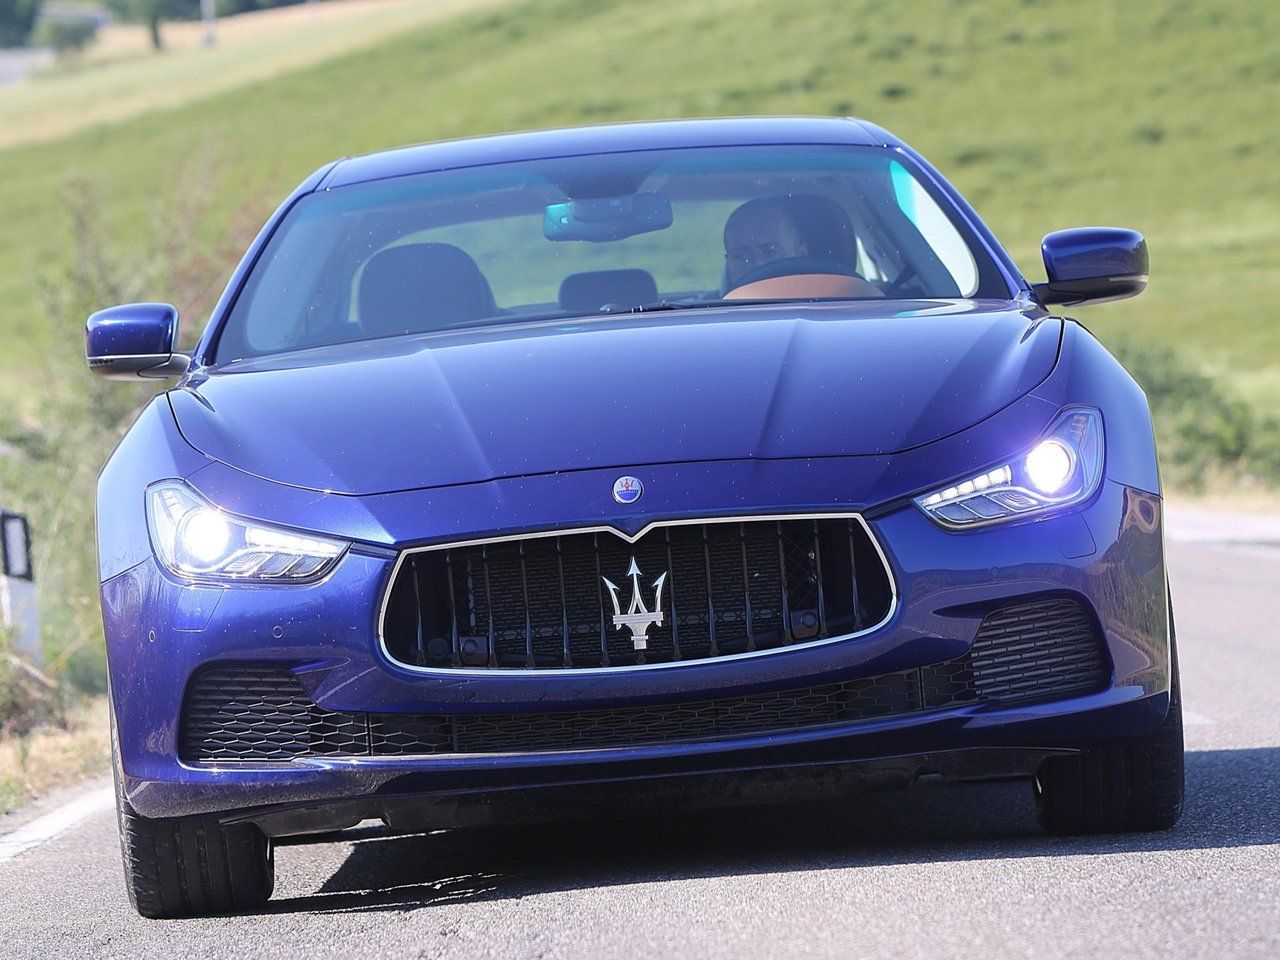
[722,194,859,291]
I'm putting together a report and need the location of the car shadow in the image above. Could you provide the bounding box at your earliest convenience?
[259,746,1280,916]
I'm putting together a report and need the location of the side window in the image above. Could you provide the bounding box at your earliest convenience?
[889,162,979,297]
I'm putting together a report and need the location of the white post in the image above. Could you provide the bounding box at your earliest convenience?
[0,513,39,664]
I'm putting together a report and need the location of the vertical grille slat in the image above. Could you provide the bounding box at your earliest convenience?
[482,547,497,668]
[739,523,755,652]
[383,517,894,671]
[593,533,610,668]
[519,541,534,668]
[813,519,828,638]
[665,527,682,662]
[702,525,720,658]
[445,551,461,668]
[410,556,426,667]
[776,521,793,645]
[556,538,571,669]
[847,520,861,634]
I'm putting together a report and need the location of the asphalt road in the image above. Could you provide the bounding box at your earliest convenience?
[1,537,1277,959]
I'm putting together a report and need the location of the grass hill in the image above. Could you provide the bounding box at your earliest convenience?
[0,0,1277,411]
[0,0,514,151]
[0,0,1277,699]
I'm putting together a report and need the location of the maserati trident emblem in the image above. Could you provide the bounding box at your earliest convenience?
[602,557,668,651]
[612,475,643,504]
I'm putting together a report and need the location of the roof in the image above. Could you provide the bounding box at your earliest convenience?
[322,116,897,189]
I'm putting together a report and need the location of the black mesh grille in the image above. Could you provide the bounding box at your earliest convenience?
[181,666,369,760]
[381,518,894,670]
[181,596,1110,762]
[448,672,922,753]
[967,597,1111,702]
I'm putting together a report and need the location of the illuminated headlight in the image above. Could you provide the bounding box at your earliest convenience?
[146,481,347,582]
[915,407,1104,528]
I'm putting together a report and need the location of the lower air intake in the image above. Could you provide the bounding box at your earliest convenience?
[181,596,1110,762]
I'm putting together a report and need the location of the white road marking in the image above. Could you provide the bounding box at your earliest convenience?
[1182,710,1215,726]
[0,785,114,864]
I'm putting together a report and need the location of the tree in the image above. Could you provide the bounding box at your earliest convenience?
[103,0,198,51]
[0,0,41,48]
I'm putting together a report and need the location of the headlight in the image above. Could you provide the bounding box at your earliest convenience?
[146,481,347,582]
[915,407,1104,528]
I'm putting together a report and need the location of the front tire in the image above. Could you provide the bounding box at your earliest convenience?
[1033,607,1185,834]
[111,700,274,918]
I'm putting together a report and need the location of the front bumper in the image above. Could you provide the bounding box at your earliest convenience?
[102,472,1170,821]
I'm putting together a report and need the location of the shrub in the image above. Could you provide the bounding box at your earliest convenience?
[0,628,60,738]
[1110,338,1280,491]
[33,17,99,57]
[0,150,265,708]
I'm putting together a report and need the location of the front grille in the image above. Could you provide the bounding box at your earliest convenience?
[181,596,1111,762]
[381,517,894,671]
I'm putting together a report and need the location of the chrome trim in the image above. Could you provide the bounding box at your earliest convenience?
[376,512,898,675]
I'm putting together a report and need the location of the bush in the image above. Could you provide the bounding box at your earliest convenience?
[1110,338,1280,491]
[0,628,60,738]
[0,150,266,708]
[33,17,99,57]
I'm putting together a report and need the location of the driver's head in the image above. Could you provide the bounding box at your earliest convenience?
[723,198,811,288]
[723,195,858,289]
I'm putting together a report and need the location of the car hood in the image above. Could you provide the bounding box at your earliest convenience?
[172,300,1060,496]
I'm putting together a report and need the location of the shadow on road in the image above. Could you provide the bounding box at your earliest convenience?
[260,747,1280,916]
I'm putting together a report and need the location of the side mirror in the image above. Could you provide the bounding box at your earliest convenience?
[1034,227,1148,307]
[85,303,191,380]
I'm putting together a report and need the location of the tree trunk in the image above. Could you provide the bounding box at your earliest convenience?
[148,13,163,51]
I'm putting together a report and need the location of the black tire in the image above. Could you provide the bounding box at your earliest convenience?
[1033,603,1185,835]
[111,700,274,918]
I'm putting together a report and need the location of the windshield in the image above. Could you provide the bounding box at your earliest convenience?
[214,145,1008,361]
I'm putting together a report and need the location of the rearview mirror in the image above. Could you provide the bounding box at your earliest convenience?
[543,192,674,242]
[1034,227,1148,306]
[85,303,191,380]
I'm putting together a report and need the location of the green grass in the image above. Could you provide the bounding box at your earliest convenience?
[1,0,1277,412]
[0,0,515,152]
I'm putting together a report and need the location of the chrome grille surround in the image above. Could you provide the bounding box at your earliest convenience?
[376,513,898,675]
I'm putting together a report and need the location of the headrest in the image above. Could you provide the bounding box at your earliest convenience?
[559,269,659,314]
[724,194,857,264]
[359,243,496,338]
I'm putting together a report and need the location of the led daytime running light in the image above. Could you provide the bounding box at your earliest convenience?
[146,482,347,583]
[914,408,1104,528]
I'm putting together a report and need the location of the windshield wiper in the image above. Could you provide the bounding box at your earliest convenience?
[434,297,835,333]
[624,297,819,314]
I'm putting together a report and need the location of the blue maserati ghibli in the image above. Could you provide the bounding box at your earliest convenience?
[88,117,1182,918]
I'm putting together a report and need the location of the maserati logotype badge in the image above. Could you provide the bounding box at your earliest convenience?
[612,475,643,504]
[602,557,668,651]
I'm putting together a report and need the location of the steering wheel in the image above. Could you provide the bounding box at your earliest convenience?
[880,263,920,299]
[725,256,866,294]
